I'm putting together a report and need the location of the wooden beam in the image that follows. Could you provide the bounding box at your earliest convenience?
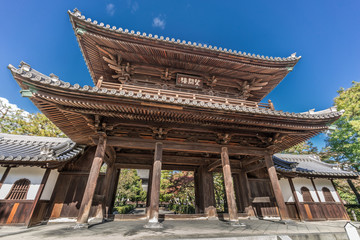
[76,133,107,226]
[243,161,265,173]
[94,136,268,156]
[147,142,163,225]
[264,153,289,220]
[232,174,242,213]
[207,159,221,172]
[238,171,256,217]
[288,178,304,221]
[221,147,238,222]
[26,168,51,227]
[0,167,10,189]
[196,165,217,218]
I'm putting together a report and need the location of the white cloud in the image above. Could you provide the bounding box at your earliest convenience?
[106,3,115,16]
[131,1,139,13]
[152,16,166,30]
[0,97,30,118]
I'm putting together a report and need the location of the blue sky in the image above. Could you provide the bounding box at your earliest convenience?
[1,1,360,149]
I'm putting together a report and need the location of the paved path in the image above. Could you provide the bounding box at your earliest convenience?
[0,219,352,240]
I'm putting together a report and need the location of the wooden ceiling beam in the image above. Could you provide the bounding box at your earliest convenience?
[207,159,222,172]
[94,136,268,156]
[243,161,266,173]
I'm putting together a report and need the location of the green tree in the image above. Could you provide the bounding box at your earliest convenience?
[115,169,146,206]
[327,81,360,170]
[0,98,64,137]
[282,141,318,154]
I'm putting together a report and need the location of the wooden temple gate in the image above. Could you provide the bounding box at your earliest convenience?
[7,9,346,226]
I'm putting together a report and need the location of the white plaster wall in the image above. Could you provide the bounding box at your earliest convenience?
[0,167,6,180]
[313,178,340,202]
[279,178,294,202]
[0,167,46,200]
[40,170,59,200]
[292,178,319,202]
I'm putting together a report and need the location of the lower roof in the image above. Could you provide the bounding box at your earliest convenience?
[0,133,85,167]
[274,153,358,178]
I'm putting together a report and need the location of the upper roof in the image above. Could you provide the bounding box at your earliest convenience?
[68,9,301,102]
[274,153,358,178]
[0,133,85,167]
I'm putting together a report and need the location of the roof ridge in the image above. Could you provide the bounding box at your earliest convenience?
[68,8,301,62]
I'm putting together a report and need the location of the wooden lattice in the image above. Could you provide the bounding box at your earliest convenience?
[322,187,335,202]
[301,187,314,202]
[5,178,31,200]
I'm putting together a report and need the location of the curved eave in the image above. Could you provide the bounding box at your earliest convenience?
[276,167,358,179]
[68,9,300,66]
[8,63,342,123]
[68,9,301,102]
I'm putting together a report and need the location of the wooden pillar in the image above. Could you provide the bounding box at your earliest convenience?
[26,168,51,227]
[264,153,289,220]
[0,167,11,189]
[221,147,238,222]
[102,161,116,218]
[76,133,107,226]
[233,173,242,213]
[195,165,217,217]
[238,170,256,217]
[288,178,304,221]
[109,169,121,214]
[147,142,163,225]
[194,168,201,214]
[146,167,153,216]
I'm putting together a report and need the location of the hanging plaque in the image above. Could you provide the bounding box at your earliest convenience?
[176,74,203,89]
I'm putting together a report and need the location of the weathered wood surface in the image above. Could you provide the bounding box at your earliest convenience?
[26,168,51,227]
[77,134,107,224]
[288,178,303,221]
[264,154,289,220]
[221,147,238,221]
[147,142,163,223]
[0,200,33,225]
[196,165,217,217]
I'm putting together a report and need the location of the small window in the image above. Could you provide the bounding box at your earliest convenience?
[301,187,314,202]
[322,187,335,202]
[5,178,31,200]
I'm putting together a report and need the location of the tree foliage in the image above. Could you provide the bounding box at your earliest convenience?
[0,98,64,137]
[282,141,318,154]
[327,81,360,170]
[115,169,146,206]
[160,170,195,214]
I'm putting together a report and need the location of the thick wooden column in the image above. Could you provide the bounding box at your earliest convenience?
[76,133,107,226]
[221,147,238,222]
[195,165,217,217]
[264,153,289,220]
[102,161,116,218]
[26,168,51,227]
[146,142,163,226]
[146,167,153,216]
[238,171,256,217]
[233,173,242,212]
[194,168,201,214]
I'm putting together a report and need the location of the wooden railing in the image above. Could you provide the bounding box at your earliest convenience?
[98,81,275,110]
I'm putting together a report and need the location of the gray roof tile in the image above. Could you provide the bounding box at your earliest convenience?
[274,153,358,178]
[0,133,84,166]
